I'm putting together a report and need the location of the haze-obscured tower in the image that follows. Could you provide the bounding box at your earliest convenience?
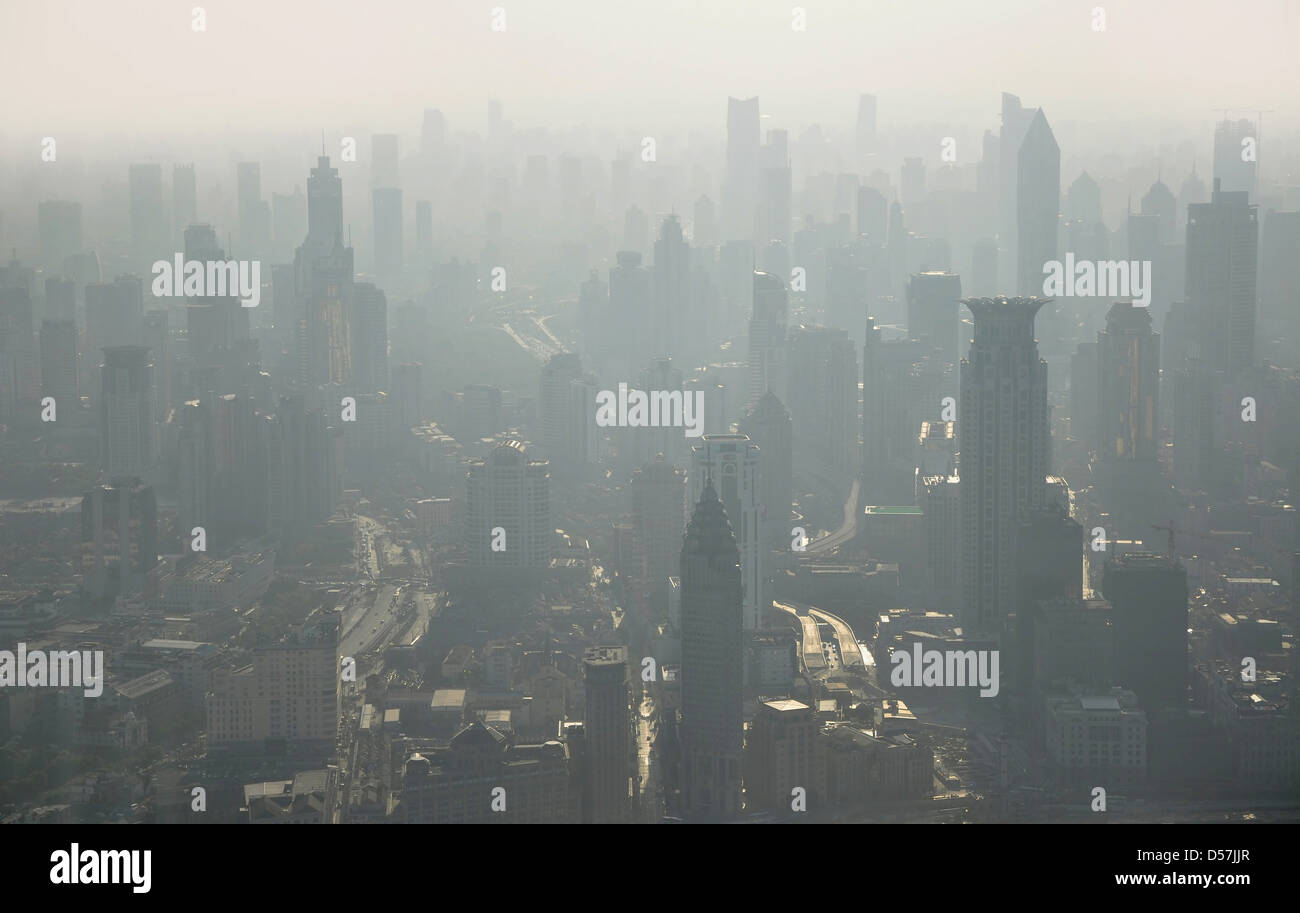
[960,298,1050,636]
[679,480,744,822]
[1185,179,1258,380]
[100,345,155,480]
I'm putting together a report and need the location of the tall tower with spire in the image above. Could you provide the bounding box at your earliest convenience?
[678,479,744,822]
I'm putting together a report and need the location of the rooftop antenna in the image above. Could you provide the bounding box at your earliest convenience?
[321,130,326,156]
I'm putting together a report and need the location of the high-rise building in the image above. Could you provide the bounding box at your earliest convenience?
[100,346,155,481]
[907,271,962,366]
[787,325,858,482]
[690,434,764,632]
[652,215,691,359]
[1066,171,1102,225]
[997,93,1037,289]
[1185,179,1258,380]
[745,699,823,816]
[39,319,78,407]
[739,391,793,549]
[630,455,688,601]
[0,286,39,421]
[351,282,389,393]
[1259,210,1300,342]
[679,480,744,822]
[371,134,400,189]
[182,225,249,367]
[1016,109,1060,302]
[960,297,1050,636]
[128,163,168,264]
[465,440,552,569]
[295,156,354,387]
[539,352,600,473]
[1096,303,1159,465]
[921,472,962,611]
[747,271,788,407]
[81,480,158,600]
[45,277,76,322]
[1102,554,1189,712]
[724,97,760,242]
[582,646,630,824]
[1212,118,1257,198]
[265,395,343,540]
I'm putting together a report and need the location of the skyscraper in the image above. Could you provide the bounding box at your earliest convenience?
[960,297,1050,636]
[100,345,155,481]
[786,325,858,482]
[1212,118,1257,198]
[997,93,1036,289]
[1016,109,1060,301]
[582,646,631,824]
[690,434,764,632]
[739,391,793,549]
[296,156,355,387]
[1097,301,1160,473]
[128,163,168,265]
[465,440,552,569]
[907,271,962,366]
[724,97,760,242]
[39,319,78,407]
[679,480,744,822]
[1185,179,1258,381]
[747,271,788,407]
[371,133,400,189]
[652,215,691,359]
[1102,554,1189,712]
[351,282,389,393]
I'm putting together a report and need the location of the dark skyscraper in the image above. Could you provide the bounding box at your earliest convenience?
[679,480,744,822]
[582,646,631,824]
[1103,554,1189,712]
[960,297,1050,636]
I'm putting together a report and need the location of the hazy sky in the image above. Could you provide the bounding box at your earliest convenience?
[2,0,1296,138]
